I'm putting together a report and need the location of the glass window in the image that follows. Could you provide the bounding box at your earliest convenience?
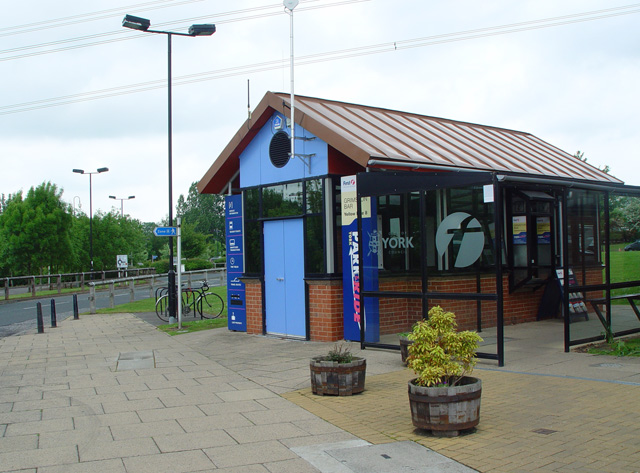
[377,193,406,272]
[306,215,325,274]
[244,219,262,274]
[334,179,343,274]
[438,186,495,272]
[407,192,422,270]
[243,189,262,275]
[244,188,260,220]
[567,190,601,266]
[262,182,304,218]
[306,179,323,214]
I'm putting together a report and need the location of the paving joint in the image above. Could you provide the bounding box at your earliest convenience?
[1,312,639,472]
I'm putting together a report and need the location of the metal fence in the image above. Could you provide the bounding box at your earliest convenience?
[87,268,227,314]
[2,266,226,303]
[1,268,157,300]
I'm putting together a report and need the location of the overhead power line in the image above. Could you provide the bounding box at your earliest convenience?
[1,3,639,116]
[0,0,326,45]
[0,0,352,61]
[0,0,206,37]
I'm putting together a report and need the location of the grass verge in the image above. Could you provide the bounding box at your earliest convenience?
[581,336,640,357]
[158,318,228,335]
[94,298,157,313]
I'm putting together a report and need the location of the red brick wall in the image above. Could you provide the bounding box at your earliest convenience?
[241,270,598,340]
[242,278,263,335]
[377,278,422,335]
[368,274,549,334]
[307,279,344,342]
[571,266,604,307]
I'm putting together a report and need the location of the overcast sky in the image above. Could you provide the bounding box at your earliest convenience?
[1,0,638,223]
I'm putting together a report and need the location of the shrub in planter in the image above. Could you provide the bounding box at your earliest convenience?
[310,344,366,396]
[407,306,483,436]
[399,332,413,365]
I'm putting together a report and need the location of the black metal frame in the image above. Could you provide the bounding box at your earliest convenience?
[354,170,640,365]
[355,171,504,365]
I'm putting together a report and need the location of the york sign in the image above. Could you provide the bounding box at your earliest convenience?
[381,236,414,249]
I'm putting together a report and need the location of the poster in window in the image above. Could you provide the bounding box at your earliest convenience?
[537,216,551,244]
[512,216,527,245]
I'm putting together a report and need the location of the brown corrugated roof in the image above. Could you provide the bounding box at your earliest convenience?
[198,91,620,194]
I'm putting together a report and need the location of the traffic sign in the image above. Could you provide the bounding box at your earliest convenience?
[117,254,128,269]
[154,226,177,237]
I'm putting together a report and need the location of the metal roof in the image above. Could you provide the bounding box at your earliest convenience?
[198,91,620,194]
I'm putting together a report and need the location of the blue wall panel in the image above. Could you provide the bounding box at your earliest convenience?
[240,112,328,188]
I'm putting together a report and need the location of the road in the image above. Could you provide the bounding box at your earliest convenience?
[0,287,155,337]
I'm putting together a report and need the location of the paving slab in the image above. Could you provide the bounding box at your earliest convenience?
[324,441,477,473]
[3,311,639,473]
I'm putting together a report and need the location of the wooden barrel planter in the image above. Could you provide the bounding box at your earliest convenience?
[399,336,413,365]
[310,356,366,396]
[408,376,481,437]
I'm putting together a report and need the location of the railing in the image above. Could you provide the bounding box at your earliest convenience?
[87,268,227,314]
[1,267,225,301]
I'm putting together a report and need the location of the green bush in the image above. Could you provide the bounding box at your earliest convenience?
[408,306,483,387]
[184,258,214,271]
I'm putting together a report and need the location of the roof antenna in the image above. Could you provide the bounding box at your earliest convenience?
[247,79,251,120]
[284,0,298,161]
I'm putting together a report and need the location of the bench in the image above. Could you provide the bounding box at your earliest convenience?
[588,293,640,329]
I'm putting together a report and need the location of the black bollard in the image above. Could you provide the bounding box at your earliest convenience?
[37,302,44,334]
[73,294,79,320]
[50,299,57,328]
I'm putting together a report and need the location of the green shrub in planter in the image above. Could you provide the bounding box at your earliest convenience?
[310,344,366,396]
[408,306,482,387]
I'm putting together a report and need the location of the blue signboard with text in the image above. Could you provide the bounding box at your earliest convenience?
[225,194,246,331]
[341,176,379,342]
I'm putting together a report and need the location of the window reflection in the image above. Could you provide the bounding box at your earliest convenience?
[262,182,303,218]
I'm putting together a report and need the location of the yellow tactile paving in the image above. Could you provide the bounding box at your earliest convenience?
[283,368,640,473]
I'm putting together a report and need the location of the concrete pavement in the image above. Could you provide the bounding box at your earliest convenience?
[1,312,639,472]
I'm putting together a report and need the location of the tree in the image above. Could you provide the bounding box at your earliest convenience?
[143,221,168,262]
[574,150,610,174]
[610,195,640,241]
[176,182,225,246]
[0,183,73,275]
[70,211,148,271]
[179,222,208,258]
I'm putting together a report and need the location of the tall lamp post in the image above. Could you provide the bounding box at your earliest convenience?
[73,167,109,273]
[121,14,216,321]
[109,195,135,217]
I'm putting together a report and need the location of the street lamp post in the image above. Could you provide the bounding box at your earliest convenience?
[122,15,215,321]
[73,168,109,274]
[109,195,136,217]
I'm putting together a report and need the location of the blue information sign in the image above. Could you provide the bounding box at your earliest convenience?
[225,195,246,331]
[341,176,379,342]
[153,226,177,237]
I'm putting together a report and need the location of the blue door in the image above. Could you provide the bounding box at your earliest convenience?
[264,219,306,338]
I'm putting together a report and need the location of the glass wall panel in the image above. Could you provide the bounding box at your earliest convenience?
[306,179,323,214]
[567,190,602,270]
[334,179,343,274]
[376,194,407,272]
[566,189,604,343]
[244,188,260,220]
[609,193,640,337]
[360,181,498,361]
[243,189,262,275]
[436,186,496,273]
[244,220,262,275]
[262,182,304,218]
[305,215,325,274]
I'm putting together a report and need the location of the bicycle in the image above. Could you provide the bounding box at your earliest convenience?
[155,281,225,323]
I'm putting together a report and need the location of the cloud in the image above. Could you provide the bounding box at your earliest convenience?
[1,0,638,224]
